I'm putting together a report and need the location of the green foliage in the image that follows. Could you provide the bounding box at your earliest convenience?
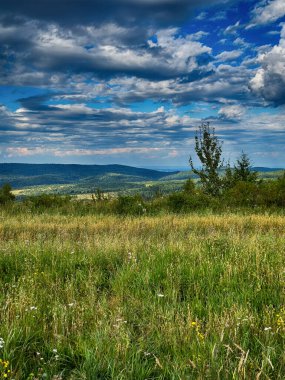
[222,181,260,207]
[26,194,72,209]
[183,178,196,193]
[167,191,213,212]
[233,152,258,183]
[114,194,147,215]
[222,162,236,191]
[0,183,15,204]
[189,122,223,196]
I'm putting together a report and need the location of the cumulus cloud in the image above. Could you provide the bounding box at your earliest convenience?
[0,0,283,166]
[250,0,285,27]
[218,105,245,120]
[216,50,243,61]
[249,25,285,104]
[0,96,199,158]
[0,20,214,82]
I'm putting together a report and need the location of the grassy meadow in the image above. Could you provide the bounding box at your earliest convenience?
[0,211,285,379]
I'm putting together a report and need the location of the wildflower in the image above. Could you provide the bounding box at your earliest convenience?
[52,349,57,353]
[68,303,74,307]
[127,251,137,264]
[0,338,4,348]
[197,331,205,341]
[30,306,37,311]
[264,327,272,331]
[191,321,205,341]
[157,293,164,297]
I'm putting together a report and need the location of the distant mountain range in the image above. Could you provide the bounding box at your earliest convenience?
[0,163,283,196]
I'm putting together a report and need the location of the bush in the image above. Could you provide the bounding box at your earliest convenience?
[0,183,15,204]
[113,194,147,215]
[222,181,260,207]
[25,194,72,209]
[167,191,213,212]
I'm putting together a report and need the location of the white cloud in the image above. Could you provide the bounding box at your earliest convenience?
[218,105,245,120]
[250,0,285,27]
[249,25,285,104]
[216,50,243,61]
[224,21,241,35]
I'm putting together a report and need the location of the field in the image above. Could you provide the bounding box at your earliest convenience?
[0,211,285,379]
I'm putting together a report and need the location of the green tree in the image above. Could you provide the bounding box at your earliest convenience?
[222,161,235,190]
[189,122,223,196]
[233,152,257,183]
[183,178,196,194]
[0,183,15,204]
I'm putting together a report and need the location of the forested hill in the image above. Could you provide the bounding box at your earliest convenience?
[0,163,178,188]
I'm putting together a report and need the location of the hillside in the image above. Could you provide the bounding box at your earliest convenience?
[0,163,177,186]
[0,163,284,197]
[0,163,182,196]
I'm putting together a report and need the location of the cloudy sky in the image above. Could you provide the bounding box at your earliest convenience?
[1,0,285,168]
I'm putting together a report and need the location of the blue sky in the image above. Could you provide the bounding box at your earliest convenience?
[0,0,285,168]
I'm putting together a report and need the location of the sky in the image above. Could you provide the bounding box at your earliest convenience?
[0,0,285,168]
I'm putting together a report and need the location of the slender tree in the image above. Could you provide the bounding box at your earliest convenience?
[189,122,223,196]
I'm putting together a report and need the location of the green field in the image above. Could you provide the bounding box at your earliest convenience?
[0,210,285,379]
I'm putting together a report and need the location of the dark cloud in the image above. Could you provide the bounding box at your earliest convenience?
[0,0,237,28]
[0,19,215,83]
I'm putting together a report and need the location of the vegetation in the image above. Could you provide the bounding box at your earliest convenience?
[189,122,223,196]
[0,183,15,204]
[0,123,284,378]
[0,211,285,379]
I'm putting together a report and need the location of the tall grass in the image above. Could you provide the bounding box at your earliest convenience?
[0,211,285,379]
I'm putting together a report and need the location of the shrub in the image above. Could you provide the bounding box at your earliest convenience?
[25,194,72,209]
[167,191,213,212]
[222,181,260,207]
[114,194,147,215]
[0,183,15,204]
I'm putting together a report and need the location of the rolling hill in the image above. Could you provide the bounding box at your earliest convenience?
[0,163,181,196]
[0,163,283,197]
